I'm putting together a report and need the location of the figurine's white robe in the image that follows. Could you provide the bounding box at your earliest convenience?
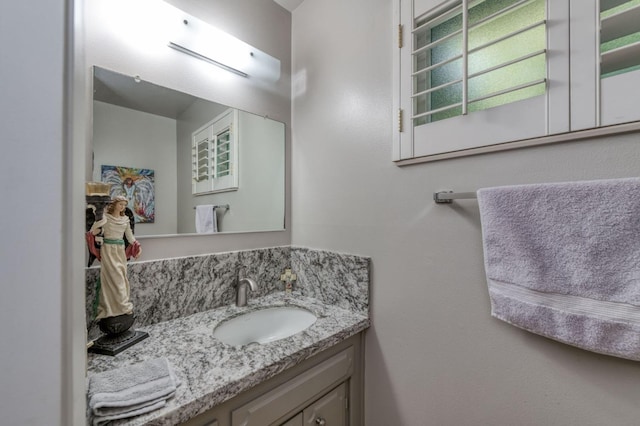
[96,213,136,320]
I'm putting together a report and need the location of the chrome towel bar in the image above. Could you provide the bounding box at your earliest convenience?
[193,204,230,210]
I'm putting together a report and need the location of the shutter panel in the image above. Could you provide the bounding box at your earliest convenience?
[600,0,640,126]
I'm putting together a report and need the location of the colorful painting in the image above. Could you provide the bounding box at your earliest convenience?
[101,165,155,223]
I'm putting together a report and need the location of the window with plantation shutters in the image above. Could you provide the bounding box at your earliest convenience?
[192,109,239,195]
[394,0,640,164]
[395,0,568,161]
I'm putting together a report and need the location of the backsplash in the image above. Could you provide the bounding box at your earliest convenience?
[86,246,369,339]
[291,247,370,316]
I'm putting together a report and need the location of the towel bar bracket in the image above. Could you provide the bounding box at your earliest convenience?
[434,191,477,204]
[434,191,454,204]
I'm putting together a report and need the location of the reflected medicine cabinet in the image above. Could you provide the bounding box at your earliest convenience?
[192,109,239,195]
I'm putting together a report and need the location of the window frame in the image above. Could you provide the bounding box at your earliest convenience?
[394,0,640,164]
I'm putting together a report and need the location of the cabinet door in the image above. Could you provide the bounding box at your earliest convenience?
[231,347,353,426]
[280,413,303,426]
[302,383,347,426]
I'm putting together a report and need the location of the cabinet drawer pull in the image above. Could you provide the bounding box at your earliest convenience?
[315,418,326,425]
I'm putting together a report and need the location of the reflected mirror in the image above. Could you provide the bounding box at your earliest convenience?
[92,66,285,237]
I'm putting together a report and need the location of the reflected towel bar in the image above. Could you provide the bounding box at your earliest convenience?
[193,204,230,211]
[434,191,477,204]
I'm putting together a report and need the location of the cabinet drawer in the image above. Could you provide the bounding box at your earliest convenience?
[231,346,354,426]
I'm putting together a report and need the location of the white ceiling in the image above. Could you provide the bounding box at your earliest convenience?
[273,0,305,12]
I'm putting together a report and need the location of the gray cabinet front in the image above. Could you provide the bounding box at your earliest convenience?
[232,347,353,426]
[303,383,347,426]
[280,413,303,426]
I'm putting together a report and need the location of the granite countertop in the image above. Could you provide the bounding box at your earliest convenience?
[86,292,370,425]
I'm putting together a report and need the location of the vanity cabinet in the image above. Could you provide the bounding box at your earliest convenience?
[181,333,363,426]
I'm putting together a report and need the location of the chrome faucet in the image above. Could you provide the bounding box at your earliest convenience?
[234,276,258,307]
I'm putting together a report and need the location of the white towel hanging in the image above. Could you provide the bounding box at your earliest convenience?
[195,205,217,233]
[478,177,640,361]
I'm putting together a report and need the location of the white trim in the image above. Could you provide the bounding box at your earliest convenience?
[65,0,87,424]
[394,119,640,165]
[569,0,599,131]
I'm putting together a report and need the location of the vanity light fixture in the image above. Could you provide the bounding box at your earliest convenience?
[168,9,280,81]
[168,40,249,78]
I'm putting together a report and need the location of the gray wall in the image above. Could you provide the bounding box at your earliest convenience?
[1,0,86,425]
[291,0,640,425]
[86,0,292,260]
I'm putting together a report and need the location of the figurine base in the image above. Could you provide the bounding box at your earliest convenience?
[88,330,149,356]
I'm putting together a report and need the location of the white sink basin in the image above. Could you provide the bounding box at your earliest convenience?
[213,306,317,346]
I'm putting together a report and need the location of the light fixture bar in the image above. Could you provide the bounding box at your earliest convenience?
[168,41,249,78]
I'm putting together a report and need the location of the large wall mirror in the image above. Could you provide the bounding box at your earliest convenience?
[92,66,285,237]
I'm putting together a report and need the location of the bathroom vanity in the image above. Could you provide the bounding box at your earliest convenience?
[85,247,370,425]
[86,293,368,425]
[183,332,363,426]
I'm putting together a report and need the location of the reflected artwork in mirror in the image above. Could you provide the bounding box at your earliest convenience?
[92,66,285,237]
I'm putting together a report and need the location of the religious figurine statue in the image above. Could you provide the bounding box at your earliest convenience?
[86,192,148,355]
[90,195,141,317]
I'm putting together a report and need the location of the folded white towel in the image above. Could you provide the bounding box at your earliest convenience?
[195,205,218,233]
[88,357,180,425]
[478,177,640,360]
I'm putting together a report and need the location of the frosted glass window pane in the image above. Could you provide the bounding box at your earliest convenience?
[431,105,463,123]
[468,0,544,46]
[469,82,545,112]
[427,81,462,110]
[469,54,545,100]
[469,26,545,74]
